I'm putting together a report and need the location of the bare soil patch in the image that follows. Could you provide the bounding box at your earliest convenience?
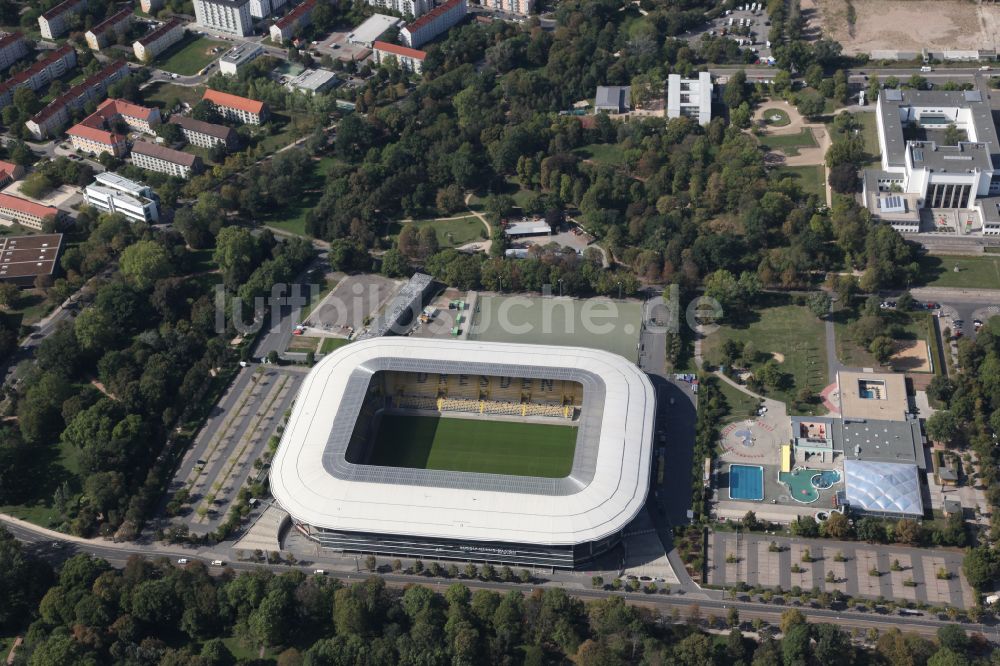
[891,339,932,373]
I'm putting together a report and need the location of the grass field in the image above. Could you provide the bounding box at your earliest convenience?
[761,108,791,127]
[917,254,1000,289]
[320,337,351,354]
[155,35,227,75]
[368,415,577,477]
[773,165,825,199]
[573,143,627,166]
[702,298,828,414]
[262,157,336,236]
[761,128,818,156]
[857,111,881,166]
[389,216,486,248]
[141,81,206,111]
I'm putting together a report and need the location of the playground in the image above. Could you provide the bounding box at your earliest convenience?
[778,467,843,504]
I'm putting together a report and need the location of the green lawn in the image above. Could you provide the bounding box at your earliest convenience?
[389,216,486,248]
[154,35,227,76]
[761,108,791,127]
[715,377,762,424]
[760,128,818,156]
[367,415,578,477]
[573,142,626,166]
[917,254,1000,290]
[702,300,829,414]
[319,337,351,354]
[773,165,825,199]
[141,81,206,111]
[262,157,336,236]
[857,111,881,166]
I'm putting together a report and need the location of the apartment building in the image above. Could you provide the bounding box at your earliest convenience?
[131,141,202,178]
[218,41,263,75]
[139,0,163,13]
[0,193,62,230]
[38,0,87,39]
[84,172,159,223]
[169,115,237,149]
[0,234,64,287]
[666,72,713,125]
[0,32,29,71]
[269,0,317,43]
[373,41,426,74]
[133,18,185,62]
[203,88,268,124]
[66,99,161,157]
[481,0,532,16]
[26,60,130,140]
[0,161,24,188]
[193,0,254,37]
[400,0,467,48]
[366,0,432,18]
[250,0,287,19]
[85,6,134,51]
[0,46,77,109]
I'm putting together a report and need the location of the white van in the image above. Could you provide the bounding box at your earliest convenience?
[177,558,188,565]
[920,65,933,72]
[314,569,327,575]
[980,65,991,71]
[211,559,224,566]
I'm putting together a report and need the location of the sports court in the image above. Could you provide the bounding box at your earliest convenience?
[468,295,643,360]
[368,414,578,477]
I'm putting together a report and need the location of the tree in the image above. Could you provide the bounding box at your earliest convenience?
[213,226,259,289]
[937,624,969,652]
[780,608,806,634]
[856,517,887,543]
[821,511,852,540]
[869,335,896,365]
[828,163,858,194]
[796,90,826,119]
[926,410,960,446]
[894,518,923,545]
[741,510,759,531]
[807,291,831,319]
[723,70,747,109]
[0,282,18,309]
[156,122,184,145]
[963,546,997,589]
[943,123,963,146]
[119,240,171,290]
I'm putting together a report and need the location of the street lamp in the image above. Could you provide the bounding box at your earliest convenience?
[558,278,563,297]
[617,281,623,301]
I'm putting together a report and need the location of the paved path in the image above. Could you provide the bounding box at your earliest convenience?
[753,99,833,205]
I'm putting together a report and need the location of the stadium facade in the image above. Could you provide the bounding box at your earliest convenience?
[270,337,656,568]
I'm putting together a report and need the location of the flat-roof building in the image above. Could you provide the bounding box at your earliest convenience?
[364,0,432,19]
[0,46,77,110]
[133,18,185,62]
[194,0,254,37]
[249,0,287,19]
[400,0,467,48]
[84,172,159,223]
[270,337,655,568]
[667,72,712,125]
[130,141,202,178]
[863,85,1000,234]
[169,115,237,149]
[203,88,269,124]
[0,233,63,287]
[347,14,403,47]
[480,0,532,16]
[286,68,338,94]
[837,370,910,422]
[0,32,29,71]
[373,41,426,74]
[218,41,263,75]
[38,0,87,39]
[85,6,134,51]
[505,219,551,237]
[0,193,62,230]
[269,0,317,43]
[594,85,631,114]
[26,60,131,140]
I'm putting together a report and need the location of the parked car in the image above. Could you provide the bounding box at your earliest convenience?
[177,558,188,564]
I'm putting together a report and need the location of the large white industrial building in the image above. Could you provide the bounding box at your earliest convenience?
[270,337,656,568]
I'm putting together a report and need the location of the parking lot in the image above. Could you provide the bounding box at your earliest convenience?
[304,274,402,338]
[681,3,773,62]
[709,532,975,609]
[166,365,303,536]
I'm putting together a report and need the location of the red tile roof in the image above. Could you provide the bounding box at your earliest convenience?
[0,160,20,181]
[0,31,24,50]
[41,0,85,21]
[97,98,158,122]
[136,17,182,46]
[0,45,75,98]
[0,193,59,220]
[373,41,427,60]
[203,88,265,115]
[30,60,128,126]
[275,0,316,29]
[67,122,124,146]
[88,6,133,36]
[405,0,464,32]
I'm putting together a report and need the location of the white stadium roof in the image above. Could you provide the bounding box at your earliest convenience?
[270,337,655,546]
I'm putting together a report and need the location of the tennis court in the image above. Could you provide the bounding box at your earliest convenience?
[468,295,643,360]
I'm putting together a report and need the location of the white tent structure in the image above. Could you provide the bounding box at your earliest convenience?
[843,460,924,517]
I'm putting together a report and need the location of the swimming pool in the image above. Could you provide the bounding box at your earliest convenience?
[729,464,764,501]
[811,469,841,489]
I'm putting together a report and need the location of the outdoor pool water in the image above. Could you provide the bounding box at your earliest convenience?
[811,469,841,490]
[729,464,764,501]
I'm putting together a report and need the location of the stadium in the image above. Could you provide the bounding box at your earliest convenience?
[269,337,656,568]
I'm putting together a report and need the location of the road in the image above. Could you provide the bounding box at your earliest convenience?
[1,514,992,642]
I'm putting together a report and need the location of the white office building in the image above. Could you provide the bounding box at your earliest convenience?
[667,72,712,125]
[194,0,254,36]
[365,0,432,18]
[84,173,159,223]
[219,41,263,75]
[862,86,1000,235]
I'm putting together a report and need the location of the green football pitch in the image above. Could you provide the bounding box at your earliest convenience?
[368,415,577,477]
